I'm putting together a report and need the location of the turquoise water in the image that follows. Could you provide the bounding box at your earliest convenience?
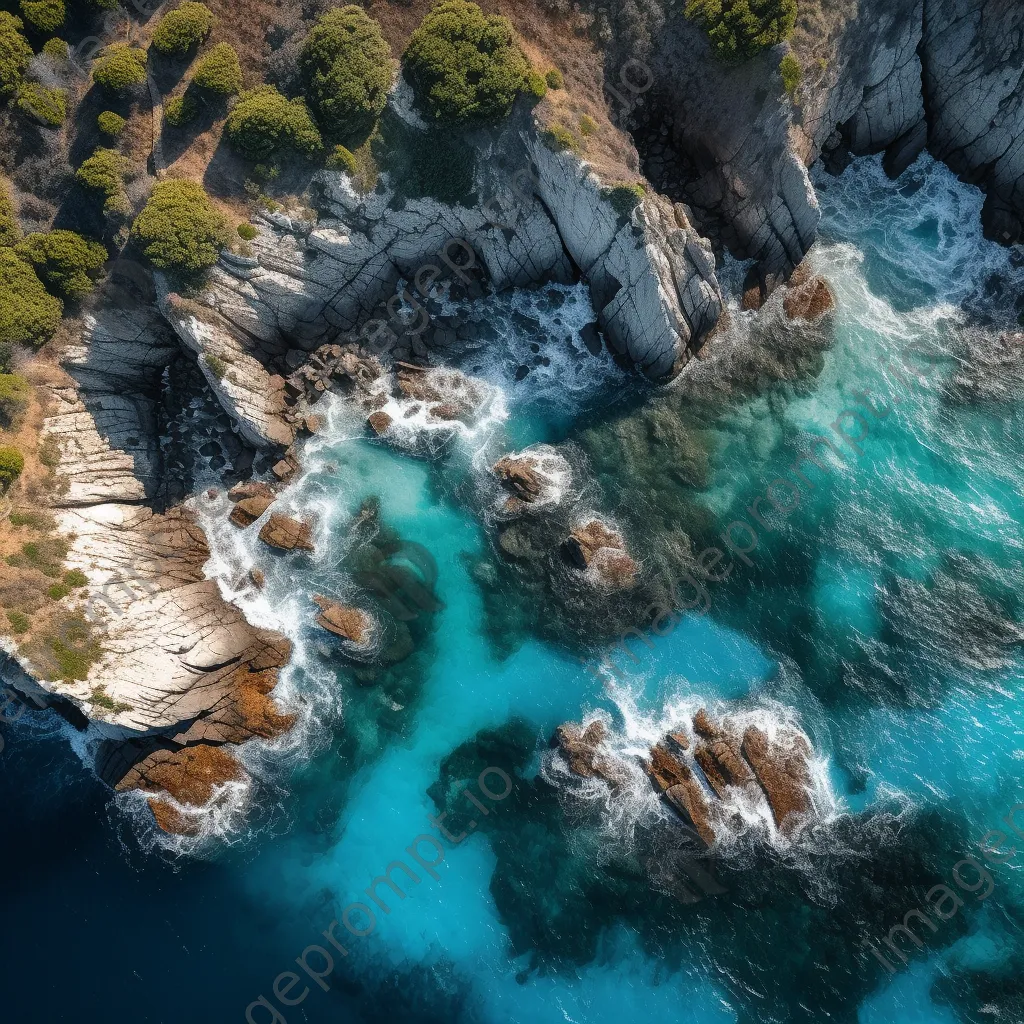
[2,154,1024,1024]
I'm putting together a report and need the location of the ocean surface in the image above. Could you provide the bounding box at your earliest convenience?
[2,153,1023,1024]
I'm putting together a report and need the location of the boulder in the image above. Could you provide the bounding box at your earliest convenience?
[783,275,835,322]
[258,514,314,552]
[228,481,277,503]
[367,410,393,436]
[493,455,546,503]
[646,743,717,846]
[742,726,813,835]
[229,494,275,528]
[312,595,371,644]
[249,568,265,589]
[564,519,638,588]
[552,720,625,788]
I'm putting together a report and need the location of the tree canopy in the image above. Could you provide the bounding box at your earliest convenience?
[225,85,323,160]
[685,0,797,61]
[403,0,533,122]
[151,2,215,57]
[0,248,63,347]
[17,230,108,299]
[299,6,393,140]
[131,178,227,273]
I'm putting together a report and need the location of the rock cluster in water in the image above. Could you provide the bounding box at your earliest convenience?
[553,708,815,846]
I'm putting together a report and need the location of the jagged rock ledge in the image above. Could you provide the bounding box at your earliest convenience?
[552,707,816,846]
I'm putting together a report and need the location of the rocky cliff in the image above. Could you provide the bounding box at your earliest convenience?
[637,0,1024,285]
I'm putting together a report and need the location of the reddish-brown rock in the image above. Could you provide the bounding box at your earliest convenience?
[312,595,371,644]
[646,743,717,846]
[249,568,265,589]
[493,455,545,503]
[229,494,275,528]
[552,720,625,787]
[564,519,638,587]
[258,514,314,552]
[742,726,813,835]
[367,410,393,435]
[228,481,277,503]
[783,275,835,322]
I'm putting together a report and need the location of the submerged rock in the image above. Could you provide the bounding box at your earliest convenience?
[258,514,315,552]
[494,455,546,505]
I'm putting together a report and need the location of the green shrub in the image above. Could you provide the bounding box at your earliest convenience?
[326,144,358,176]
[97,110,126,136]
[545,67,563,90]
[164,91,198,126]
[131,178,227,272]
[541,122,581,155]
[524,70,546,103]
[76,147,129,213]
[780,52,801,96]
[204,352,226,377]
[64,568,87,587]
[0,177,19,247]
[16,230,107,299]
[0,373,30,423]
[92,43,147,92]
[685,0,797,61]
[191,41,241,95]
[0,250,61,346]
[225,85,322,160]
[578,114,597,136]
[7,609,28,633]
[42,37,66,59]
[236,222,257,240]
[299,6,393,140]
[41,619,100,681]
[16,82,66,126]
[403,0,533,122]
[151,1,214,57]
[21,0,64,33]
[0,445,25,487]
[47,581,69,600]
[602,181,646,217]
[0,13,32,100]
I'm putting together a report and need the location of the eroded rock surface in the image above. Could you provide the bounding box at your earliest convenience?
[312,595,373,645]
[259,513,315,552]
[563,518,638,589]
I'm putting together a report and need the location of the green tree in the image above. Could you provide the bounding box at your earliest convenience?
[42,37,67,59]
[16,82,66,126]
[151,1,214,58]
[20,0,64,33]
[0,372,30,424]
[403,0,533,122]
[76,147,128,212]
[0,13,32,100]
[164,91,198,126]
[92,43,148,92]
[685,0,797,61]
[0,445,25,488]
[191,41,242,95]
[16,230,107,299]
[0,249,62,346]
[299,6,393,140]
[225,85,322,160]
[131,178,227,272]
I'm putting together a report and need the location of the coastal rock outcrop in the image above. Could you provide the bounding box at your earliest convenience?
[258,513,315,552]
[552,707,817,846]
[491,446,570,514]
[312,595,373,645]
[563,518,638,589]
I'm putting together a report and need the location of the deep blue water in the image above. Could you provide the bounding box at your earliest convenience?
[2,154,1024,1024]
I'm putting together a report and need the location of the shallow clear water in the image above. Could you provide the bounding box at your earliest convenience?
[2,154,1024,1024]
